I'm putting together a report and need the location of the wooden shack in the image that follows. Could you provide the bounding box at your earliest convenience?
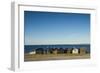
[36,48,44,54]
[52,48,58,54]
[58,48,64,54]
[64,48,68,54]
[67,49,72,54]
[79,48,86,55]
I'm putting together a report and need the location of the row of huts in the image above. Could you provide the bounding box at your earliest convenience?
[28,48,87,55]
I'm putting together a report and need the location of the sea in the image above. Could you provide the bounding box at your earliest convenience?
[24,44,90,53]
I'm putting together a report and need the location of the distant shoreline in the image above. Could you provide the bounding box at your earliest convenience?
[24,44,90,54]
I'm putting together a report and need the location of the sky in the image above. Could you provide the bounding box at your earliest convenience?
[24,11,90,45]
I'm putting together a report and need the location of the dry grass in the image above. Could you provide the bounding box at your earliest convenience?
[24,53,90,61]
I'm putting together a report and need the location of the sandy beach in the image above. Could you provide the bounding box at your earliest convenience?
[24,54,90,61]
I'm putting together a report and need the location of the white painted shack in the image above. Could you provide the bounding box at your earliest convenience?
[29,50,36,55]
[72,48,79,54]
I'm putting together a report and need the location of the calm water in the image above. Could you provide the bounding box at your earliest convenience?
[24,44,90,53]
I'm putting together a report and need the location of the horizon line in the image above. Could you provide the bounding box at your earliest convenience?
[25,43,90,45]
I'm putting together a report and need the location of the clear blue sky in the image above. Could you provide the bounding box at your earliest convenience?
[24,11,90,45]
